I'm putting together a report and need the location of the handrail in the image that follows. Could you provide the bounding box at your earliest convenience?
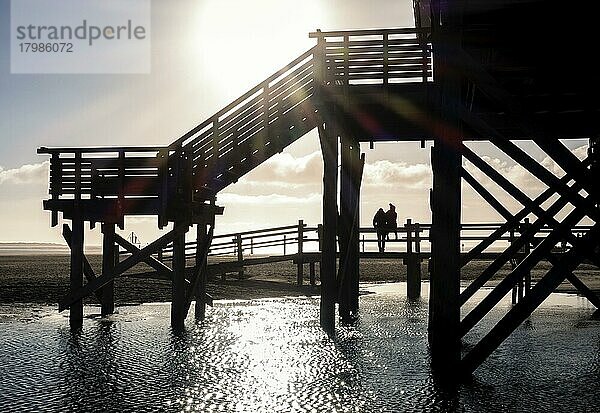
[309,27,431,38]
[146,221,592,262]
[168,46,317,150]
[37,146,167,154]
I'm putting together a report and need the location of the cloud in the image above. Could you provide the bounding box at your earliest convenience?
[218,192,321,205]
[0,161,49,185]
[363,160,431,189]
[239,150,433,190]
[240,151,323,185]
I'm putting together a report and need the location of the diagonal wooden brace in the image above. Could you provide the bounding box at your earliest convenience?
[460,200,593,336]
[184,225,214,315]
[114,233,174,280]
[461,168,513,221]
[59,225,186,312]
[460,108,600,223]
[62,224,103,302]
[460,158,590,304]
[461,158,591,267]
[461,224,600,374]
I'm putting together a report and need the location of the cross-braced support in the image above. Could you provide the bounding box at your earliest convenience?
[454,50,600,375]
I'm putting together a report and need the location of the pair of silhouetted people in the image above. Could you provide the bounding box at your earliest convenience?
[372,203,398,252]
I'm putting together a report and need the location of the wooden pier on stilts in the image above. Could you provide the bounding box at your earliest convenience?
[39,0,600,378]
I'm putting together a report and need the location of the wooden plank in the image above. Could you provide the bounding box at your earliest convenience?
[309,27,429,38]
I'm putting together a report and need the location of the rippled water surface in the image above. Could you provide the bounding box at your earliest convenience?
[1,283,600,412]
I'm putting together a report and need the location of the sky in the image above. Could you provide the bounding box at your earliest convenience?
[0,0,590,245]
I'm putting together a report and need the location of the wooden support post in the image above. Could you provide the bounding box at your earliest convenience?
[309,262,316,286]
[406,219,421,299]
[283,234,287,255]
[523,218,532,293]
[101,223,116,316]
[428,0,463,370]
[236,234,244,279]
[319,123,338,335]
[338,134,362,321]
[195,223,209,321]
[69,216,84,328]
[429,139,462,372]
[172,222,188,332]
[297,220,304,286]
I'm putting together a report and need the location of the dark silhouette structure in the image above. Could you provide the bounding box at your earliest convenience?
[385,204,398,240]
[372,208,387,252]
[39,0,600,377]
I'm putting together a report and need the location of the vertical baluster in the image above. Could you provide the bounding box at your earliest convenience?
[343,34,349,89]
[262,80,270,138]
[50,153,59,227]
[297,219,304,286]
[383,32,389,85]
[118,150,125,228]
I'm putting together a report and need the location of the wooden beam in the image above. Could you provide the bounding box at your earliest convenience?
[460,160,590,267]
[533,138,599,203]
[456,48,599,202]
[62,224,102,303]
[429,139,462,371]
[101,223,115,316]
[427,0,463,373]
[338,135,362,321]
[461,168,513,221]
[460,201,591,336]
[318,122,338,335]
[69,216,84,327]
[297,220,304,286]
[459,177,578,305]
[59,225,184,312]
[171,221,189,331]
[460,108,600,223]
[184,223,214,319]
[114,233,174,280]
[462,224,600,374]
[565,272,600,309]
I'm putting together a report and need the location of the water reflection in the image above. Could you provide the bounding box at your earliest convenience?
[1,287,600,412]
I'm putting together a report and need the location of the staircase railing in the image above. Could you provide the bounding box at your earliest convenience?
[168,47,318,192]
[310,27,433,86]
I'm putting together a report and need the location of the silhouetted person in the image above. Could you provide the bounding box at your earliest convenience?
[373,208,387,252]
[385,203,398,240]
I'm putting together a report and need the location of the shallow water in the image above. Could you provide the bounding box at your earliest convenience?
[1,283,599,412]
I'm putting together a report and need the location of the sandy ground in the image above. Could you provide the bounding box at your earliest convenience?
[0,254,599,305]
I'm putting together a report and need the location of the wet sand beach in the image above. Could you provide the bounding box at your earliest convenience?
[1,254,599,305]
